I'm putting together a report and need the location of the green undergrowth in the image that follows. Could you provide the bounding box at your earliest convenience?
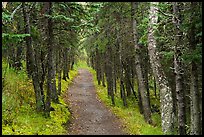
[74,60,91,69]
[2,59,78,135]
[78,60,163,135]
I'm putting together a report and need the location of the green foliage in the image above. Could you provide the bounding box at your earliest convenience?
[45,14,75,22]
[30,26,40,40]
[50,102,71,128]
[2,11,12,22]
[2,33,30,39]
[161,51,174,59]
[74,60,90,69]
[2,33,30,46]
[138,17,149,46]
[86,2,104,14]
[182,47,202,63]
[2,106,67,135]
[58,69,78,95]
[2,59,78,135]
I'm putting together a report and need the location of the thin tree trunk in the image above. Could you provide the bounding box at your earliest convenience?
[190,60,200,135]
[106,45,115,106]
[127,73,137,99]
[58,69,62,95]
[101,53,106,87]
[117,26,127,107]
[144,53,151,109]
[23,2,44,112]
[173,2,186,135]
[96,47,101,85]
[131,2,152,124]
[189,2,201,135]
[57,48,62,95]
[125,61,132,97]
[120,61,127,107]
[62,48,68,81]
[113,50,117,94]
[137,78,143,114]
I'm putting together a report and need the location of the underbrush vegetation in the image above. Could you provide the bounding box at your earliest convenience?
[2,60,78,135]
[78,60,163,135]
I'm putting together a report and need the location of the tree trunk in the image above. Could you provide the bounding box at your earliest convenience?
[119,48,127,107]
[124,61,132,97]
[173,2,186,135]
[33,42,46,111]
[137,78,143,114]
[45,2,58,116]
[190,60,200,135]
[57,48,62,95]
[147,2,174,134]
[106,45,115,106]
[23,2,44,112]
[153,76,157,98]
[63,47,70,81]
[113,49,117,94]
[117,26,127,107]
[131,2,152,124]
[101,53,106,87]
[96,47,101,85]
[143,48,151,108]
[120,62,127,107]
[62,48,68,81]
[189,2,201,135]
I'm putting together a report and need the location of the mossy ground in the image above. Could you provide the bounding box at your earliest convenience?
[2,59,163,135]
[2,59,78,135]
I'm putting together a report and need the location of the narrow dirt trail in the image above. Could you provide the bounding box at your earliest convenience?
[64,68,127,135]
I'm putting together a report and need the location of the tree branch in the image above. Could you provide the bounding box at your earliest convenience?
[156,8,174,18]
[11,3,22,19]
[156,8,181,24]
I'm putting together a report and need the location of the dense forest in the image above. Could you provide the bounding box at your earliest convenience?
[2,2,202,135]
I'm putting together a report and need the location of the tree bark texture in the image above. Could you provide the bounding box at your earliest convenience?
[189,2,201,135]
[173,2,186,135]
[147,2,174,134]
[131,2,152,124]
[46,2,58,116]
[105,45,115,106]
[23,2,44,112]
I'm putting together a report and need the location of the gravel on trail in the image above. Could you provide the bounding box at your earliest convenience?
[63,68,127,135]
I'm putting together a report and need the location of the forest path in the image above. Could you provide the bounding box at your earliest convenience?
[64,68,127,135]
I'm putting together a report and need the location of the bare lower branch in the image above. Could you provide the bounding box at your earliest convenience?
[11,3,22,19]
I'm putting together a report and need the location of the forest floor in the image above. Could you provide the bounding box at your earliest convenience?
[63,68,127,135]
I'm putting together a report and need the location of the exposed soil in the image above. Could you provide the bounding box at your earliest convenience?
[63,68,127,135]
